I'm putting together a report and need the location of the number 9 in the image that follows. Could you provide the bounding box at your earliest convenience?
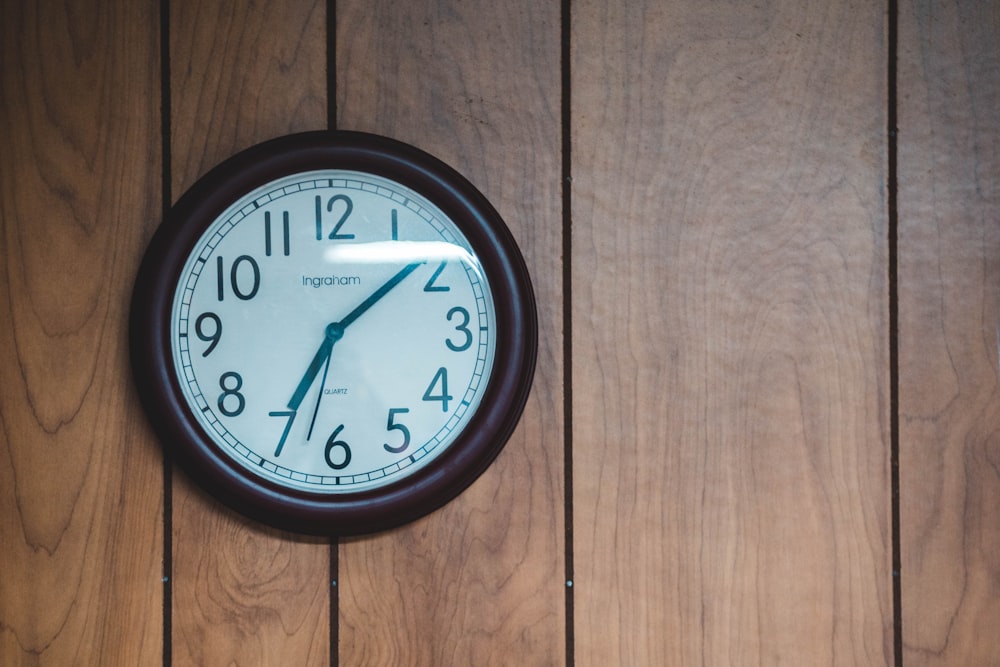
[196,312,222,356]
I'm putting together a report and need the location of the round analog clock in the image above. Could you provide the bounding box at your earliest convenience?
[130,131,537,535]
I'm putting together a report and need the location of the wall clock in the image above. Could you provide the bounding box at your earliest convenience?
[130,131,537,536]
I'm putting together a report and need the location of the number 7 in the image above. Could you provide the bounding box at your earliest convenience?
[268,410,297,456]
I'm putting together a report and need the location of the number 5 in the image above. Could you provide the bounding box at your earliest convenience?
[384,408,411,454]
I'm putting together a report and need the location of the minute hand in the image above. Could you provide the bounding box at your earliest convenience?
[338,261,423,329]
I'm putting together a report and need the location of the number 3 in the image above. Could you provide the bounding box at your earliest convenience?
[446,306,472,352]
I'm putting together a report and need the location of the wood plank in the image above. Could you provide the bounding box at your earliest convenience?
[0,0,163,664]
[898,1,1000,664]
[170,0,327,194]
[168,2,330,664]
[335,1,564,664]
[572,1,891,664]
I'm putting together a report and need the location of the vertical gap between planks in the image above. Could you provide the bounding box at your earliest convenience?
[561,0,575,665]
[159,1,174,666]
[330,537,339,667]
[327,1,339,666]
[887,0,902,664]
[327,0,338,134]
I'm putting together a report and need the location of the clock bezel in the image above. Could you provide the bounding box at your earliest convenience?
[130,131,537,536]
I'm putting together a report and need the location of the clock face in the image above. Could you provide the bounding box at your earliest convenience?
[131,131,536,535]
[171,170,496,493]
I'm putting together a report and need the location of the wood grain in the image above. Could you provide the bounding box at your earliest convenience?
[898,1,1000,664]
[0,0,162,663]
[571,0,892,664]
[335,1,565,664]
[168,1,330,664]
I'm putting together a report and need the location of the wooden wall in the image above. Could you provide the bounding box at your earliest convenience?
[1,0,996,664]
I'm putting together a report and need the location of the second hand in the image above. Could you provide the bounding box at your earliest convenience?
[306,348,333,441]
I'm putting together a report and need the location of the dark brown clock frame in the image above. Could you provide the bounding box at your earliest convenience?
[130,131,537,536]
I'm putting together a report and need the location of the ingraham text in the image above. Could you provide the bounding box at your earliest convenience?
[301,274,362,288]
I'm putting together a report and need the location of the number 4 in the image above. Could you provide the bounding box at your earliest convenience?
[422,368,452,412]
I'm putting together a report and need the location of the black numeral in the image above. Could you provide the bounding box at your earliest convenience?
[216,255,260,301]
[324,424,351,470]
[383,408,411,454]
[423,261,450,292]
[446,306,472,352]
[264,211,290,256]
[195,312,222,356]
[217,371,245,417]
[422,368,452,412]
[315,194,355,240]
[268,410,296,456]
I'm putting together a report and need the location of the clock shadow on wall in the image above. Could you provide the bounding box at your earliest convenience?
[130,131,537,536]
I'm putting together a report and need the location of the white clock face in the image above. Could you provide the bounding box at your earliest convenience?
[170,170,496,493]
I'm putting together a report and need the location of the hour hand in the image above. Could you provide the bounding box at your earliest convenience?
[287,323,343,411]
